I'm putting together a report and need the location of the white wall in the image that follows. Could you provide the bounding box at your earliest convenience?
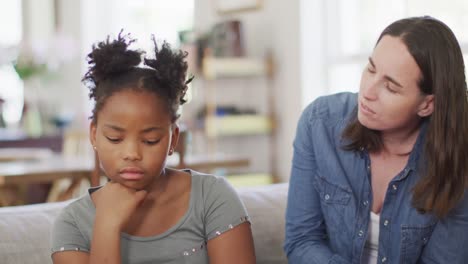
[193,0,303,181]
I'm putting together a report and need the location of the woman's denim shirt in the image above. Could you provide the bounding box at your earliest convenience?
[284,92,468,264]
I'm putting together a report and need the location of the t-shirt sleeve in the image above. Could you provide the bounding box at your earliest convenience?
[203,176,250,240]
[50,205,90,255]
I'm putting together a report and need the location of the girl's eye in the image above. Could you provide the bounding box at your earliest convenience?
[105,136,121,143]
[144,139,160,145]
[367,66,376,73]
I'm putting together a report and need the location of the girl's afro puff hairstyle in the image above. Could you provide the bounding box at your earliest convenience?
[83,30,194,123]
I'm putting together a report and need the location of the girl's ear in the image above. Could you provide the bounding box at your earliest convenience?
[417,94,434,117]
[169,124,180,156]
[90,121,97,148]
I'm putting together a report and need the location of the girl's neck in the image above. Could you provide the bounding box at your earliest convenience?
[135,168,171,206]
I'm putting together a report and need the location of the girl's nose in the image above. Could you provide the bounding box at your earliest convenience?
[123,142,142,161]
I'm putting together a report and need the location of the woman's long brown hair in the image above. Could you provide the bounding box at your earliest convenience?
[342,16,468,218]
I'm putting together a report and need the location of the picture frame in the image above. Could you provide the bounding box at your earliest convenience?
[216,0,262,14]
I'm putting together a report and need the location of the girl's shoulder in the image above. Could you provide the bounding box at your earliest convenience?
[189,170,236,196]
[54,192,96,230]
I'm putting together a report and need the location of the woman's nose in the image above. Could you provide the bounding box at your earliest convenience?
[361,78,379,101]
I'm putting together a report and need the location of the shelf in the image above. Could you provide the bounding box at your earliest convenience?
[202,57,269,80]
[205,114,273,137]
[225,173,274,187]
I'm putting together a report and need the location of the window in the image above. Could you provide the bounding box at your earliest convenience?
[0,0,23,126]
[301,0,468,106]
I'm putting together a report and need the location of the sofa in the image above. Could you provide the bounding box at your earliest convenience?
[0,183,289,264]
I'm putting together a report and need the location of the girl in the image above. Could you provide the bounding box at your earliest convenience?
[51,32,255,264]
[284,16,468,263]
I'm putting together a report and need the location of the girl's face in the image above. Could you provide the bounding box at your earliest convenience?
[90,89,179,191]
[358,35,434,134]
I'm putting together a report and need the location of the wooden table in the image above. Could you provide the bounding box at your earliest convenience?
[0,153,249,206]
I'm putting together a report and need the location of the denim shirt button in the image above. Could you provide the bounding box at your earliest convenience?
[392,184,398,191]
[358,230,364,237]
[381,256,387,263]
[363,200,369,206]
[383,220,389,226]
[324,194,330,200]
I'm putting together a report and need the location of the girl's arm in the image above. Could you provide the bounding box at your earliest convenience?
[52,252,89,264]
[52,182,146,264]
[207,222,255,264]
[52,216,121,264]
[88,212,122,264]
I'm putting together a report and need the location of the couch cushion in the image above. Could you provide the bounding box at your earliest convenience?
[0,183,288,264]
[237,183,289,264]
[0,200,72,264]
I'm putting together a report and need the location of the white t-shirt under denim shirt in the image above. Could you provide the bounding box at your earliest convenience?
[362,212,380,264]
[50,170,250,264]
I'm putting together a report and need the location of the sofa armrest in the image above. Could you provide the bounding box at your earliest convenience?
[0,201,72,264]
[237,183,289,264]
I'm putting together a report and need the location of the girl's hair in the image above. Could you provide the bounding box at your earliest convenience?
[82,31,193,123]
[342,16,468,218]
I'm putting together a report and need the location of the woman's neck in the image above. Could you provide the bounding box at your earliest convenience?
[379,122,421,156]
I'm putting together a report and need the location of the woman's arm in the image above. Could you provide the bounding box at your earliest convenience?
[284,106,350,264]
[418,193,468,263]
[207,222,255,264]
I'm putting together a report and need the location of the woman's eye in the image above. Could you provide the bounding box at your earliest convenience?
[105,136,121,143]
[385,83,397,93]
[367,67,376,73]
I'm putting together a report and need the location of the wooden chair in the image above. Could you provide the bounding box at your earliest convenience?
[47,130,101,202]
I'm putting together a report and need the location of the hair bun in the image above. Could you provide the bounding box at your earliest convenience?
[84,30,143,85]
[144,37,190,103]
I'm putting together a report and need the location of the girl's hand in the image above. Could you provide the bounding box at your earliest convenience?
[92,182,147,231]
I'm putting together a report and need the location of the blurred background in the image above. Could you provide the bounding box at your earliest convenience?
[0,0,467,206]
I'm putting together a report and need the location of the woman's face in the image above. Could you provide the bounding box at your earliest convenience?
[90,89,178,191]
[358,35,434,133]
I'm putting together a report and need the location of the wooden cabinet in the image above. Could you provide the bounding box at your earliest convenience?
[198,54,277,185]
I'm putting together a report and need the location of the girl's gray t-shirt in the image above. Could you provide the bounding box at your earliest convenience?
[51,170,250,264]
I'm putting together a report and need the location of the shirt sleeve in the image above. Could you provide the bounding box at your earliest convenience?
[283,102,350,264]
[419,192,468,263]
[203,176,250,240]
[50,205,90,255]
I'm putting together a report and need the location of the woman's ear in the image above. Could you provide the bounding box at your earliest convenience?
[90,121,97,148]
[417,95,434,117]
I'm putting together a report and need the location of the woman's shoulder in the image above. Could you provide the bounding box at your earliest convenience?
[302,92,358,121]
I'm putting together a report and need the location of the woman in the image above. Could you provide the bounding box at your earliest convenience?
[284,16,468,263]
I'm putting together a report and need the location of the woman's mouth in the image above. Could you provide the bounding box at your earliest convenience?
[360,101,376,115]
